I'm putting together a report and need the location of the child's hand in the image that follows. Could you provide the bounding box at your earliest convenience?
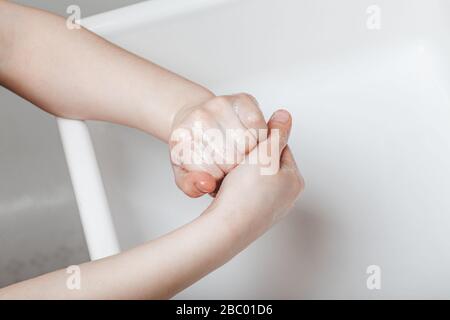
[169,93,267,198]
[208,110,304,244]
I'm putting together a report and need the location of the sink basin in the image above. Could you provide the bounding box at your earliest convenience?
[79,0,450,298]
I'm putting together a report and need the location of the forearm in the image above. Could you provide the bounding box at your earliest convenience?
[0,206,249,300]
[0,1,214,141]
[0,108,300,299]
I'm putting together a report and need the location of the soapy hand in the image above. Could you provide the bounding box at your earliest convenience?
[169,93,267,198]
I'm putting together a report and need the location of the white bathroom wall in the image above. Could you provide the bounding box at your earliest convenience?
[0,0,143,288]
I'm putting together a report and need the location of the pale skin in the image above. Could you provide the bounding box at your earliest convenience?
[0,1,304,299]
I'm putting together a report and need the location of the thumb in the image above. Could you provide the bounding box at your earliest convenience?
[267,109,292,156]
[247,109,291,175]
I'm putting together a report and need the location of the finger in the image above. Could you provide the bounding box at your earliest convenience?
[208,178,223,198]
[182,140,226,180]
[267,109,292,156]
[206,95,260,153]
[200,114,243,172]
[231,93,267,141]
[208,106,257,172]
[170,122,226,180]
[246,109,292,172]
[173,165,217,198]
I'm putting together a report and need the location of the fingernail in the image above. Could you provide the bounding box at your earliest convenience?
[271,110,290,123]
[195,181,211,193]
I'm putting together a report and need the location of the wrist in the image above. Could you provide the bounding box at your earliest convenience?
[204,200,272,255]
[169,88,215,132]
[138,84,215,142]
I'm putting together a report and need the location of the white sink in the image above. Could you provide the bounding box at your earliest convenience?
[81,0,450,298]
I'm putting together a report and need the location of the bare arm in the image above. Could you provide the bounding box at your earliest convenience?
[0,206,238,299]
[0,110,303,299]
[0,1,214,141]
[0,1,269,198]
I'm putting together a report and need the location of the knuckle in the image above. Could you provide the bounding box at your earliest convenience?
[189,108,210,121]
[208,96,232,109]
[247,112,265,128]
[236,92,258,106]
[234,93,265,126]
